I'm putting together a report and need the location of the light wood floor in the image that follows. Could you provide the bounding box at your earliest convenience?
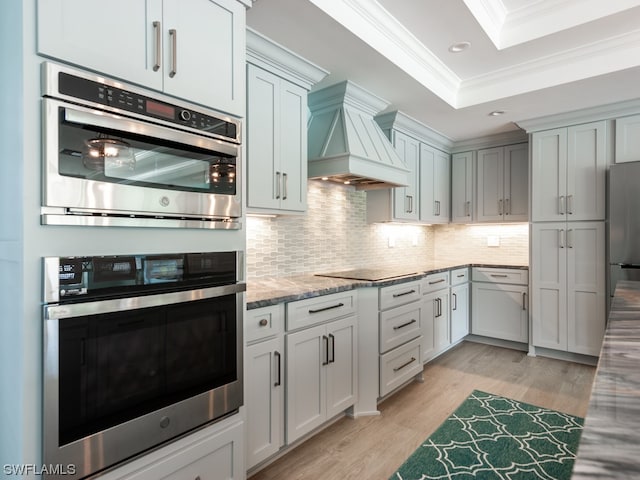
[248,341,596,480]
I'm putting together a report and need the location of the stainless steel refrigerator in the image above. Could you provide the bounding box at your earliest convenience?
[609,162,640,296]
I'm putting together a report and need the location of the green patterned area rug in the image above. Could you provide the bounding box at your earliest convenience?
[390,390,584,480]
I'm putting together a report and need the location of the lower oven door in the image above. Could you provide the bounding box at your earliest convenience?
[43,284,244,480]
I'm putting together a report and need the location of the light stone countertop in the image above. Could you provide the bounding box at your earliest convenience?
[572,280,640,478]
[246,262,528,309]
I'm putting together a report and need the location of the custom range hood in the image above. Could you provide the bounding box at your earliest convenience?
[307,81,409,190]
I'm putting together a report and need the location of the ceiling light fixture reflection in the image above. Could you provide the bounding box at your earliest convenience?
[488,110,505,116]
[448,41,471,53]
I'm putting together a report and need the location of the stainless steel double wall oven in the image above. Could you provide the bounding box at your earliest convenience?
[43,252,245,479]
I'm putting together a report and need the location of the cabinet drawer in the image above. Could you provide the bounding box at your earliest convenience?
[421,271,450,293]
[472,267,528,285]
[380,302,422,354]
[286,291,357,331]
[379,280,422,310]
[246,304,284,344]
[450,267,469,285]
[380,337,422,397]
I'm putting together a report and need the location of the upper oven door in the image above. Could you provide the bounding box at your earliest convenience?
[43,98,242,221]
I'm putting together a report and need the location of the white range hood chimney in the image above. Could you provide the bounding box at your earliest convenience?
[307,81,409,190]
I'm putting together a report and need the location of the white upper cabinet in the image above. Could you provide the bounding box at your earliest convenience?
[38,0,247,115]
[531,121,607,221]
[420,144,450,224]
[246,29,328,215]
[477,143,528,222]
[451,151,474,223]
[246,65,307,212]
[615,114,640,163]
[392,131,421,221]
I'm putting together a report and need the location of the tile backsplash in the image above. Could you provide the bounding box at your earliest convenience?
[246,181,528,278]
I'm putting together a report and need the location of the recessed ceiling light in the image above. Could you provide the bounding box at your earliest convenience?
[488,110,505,116]
[448,41,471,53]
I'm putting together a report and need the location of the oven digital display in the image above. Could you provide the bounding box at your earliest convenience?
[146,99,175,120]
[92,258,137,283]
[144,258,184,283]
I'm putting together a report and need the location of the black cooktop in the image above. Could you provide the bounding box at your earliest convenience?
[315,268,419,281]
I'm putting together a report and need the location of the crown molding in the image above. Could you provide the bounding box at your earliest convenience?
[457,28,640,108]
[516,98,640,132]
[375,110,454,152]
[308,0,460,107]
[450,129,528,153]
[246,28,329,90]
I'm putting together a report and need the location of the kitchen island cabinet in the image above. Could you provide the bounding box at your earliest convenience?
[38,0,247,115]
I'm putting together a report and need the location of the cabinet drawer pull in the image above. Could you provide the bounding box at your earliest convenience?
[559,195,566,215]
[498,198,503,215]
[465,200,471,217]
[393,319,417,330]
[152,21,162,72]
[275,171,281,199]
[522,292,527,311]
[282,172,288,200]
[567,194,574,215]
[490,274,508,278]
[428,278,445,285]
[328,334,335,364]
[274,351,282,387]
[393,356,416,372]
[392,289,416,298]
[457,273,466,278]
[322,336,329,366]
[452,292,457,311]
[505,198,510,215]
[259,318,268,327]
[309,302,345,314]
[168,28,177,78]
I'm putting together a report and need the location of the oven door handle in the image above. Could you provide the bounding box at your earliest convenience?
[62,103,239,157]
[44,283,246,320]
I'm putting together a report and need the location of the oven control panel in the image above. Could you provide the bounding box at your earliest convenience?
[56,71,238,142]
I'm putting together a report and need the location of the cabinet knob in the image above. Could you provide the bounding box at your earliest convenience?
[259,318,268,327]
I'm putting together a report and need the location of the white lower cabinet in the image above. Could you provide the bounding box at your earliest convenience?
[421,272,450,361]
[245,336,284,469]
[378,280,423,397]
[245,305,285,470]
[285,313,357,444]
[531,222,606,356]
[471,268,529,343]
[98,415,244,480]
[450,268,470,344]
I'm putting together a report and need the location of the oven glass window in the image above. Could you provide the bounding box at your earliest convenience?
[57,295,237,446]
[57,109,236,195]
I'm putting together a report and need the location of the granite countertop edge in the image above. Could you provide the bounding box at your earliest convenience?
[246,263,528,309]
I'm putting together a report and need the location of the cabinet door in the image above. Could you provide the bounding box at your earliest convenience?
[433,293,450,353]
[162,0,245,114]
[450,283,469,343]
[279,82,308,212]
[531,223,567,351]
[421,291,437,361]
[393,132,420,221]
[326,316,357,419]
[286,324,326,443]
[615,114,640,163]
[476,147,504,222]
[246,337,284,469]
[451,151,474,223]
[504,144,528,221]
[472,282,528,343]
[419,144,437,222]
[531,128,568,221]
[435,149,451,222]
[247,65,280,210]
[566,222,606,356]
[37,0,163,90]
[566,121,607,221]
